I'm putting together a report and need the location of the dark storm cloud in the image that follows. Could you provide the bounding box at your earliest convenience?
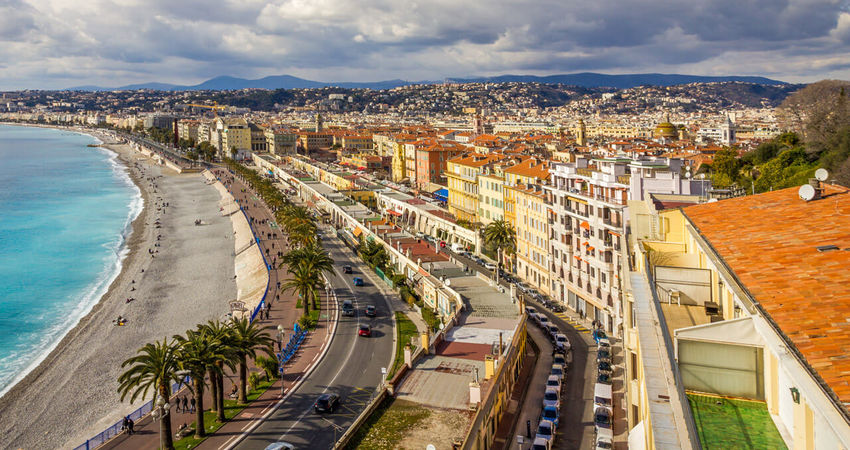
[1,0,848,89]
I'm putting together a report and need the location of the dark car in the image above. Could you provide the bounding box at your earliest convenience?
[342,265,353,274]
[352,277,364,286]
[342,300,354,316]
[594,406,612,428]
[597,349,612,362]
[365,305,376,317]
[314,393,339,413]
[358,324,372,337]
[597,373,612,384]
[553,354,567,367]
[598,361,613,373]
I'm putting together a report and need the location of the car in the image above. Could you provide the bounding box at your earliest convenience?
[545,375,561,392]
[537,315,550,327]
[358,324,372,337]
[550,363,565,380]
[341,300,354,316]
[314,393,340,413]
[593,329,607,343]
[524,306,538,316]
[553,354,568,367]
[597,337,611,349]
[554,333,571,352]
[352,277,364,286]
[546,324,560,338]
[597,349,612,362]
[597,361,613,373]
[597,373,612,384]
[483,262,496,271]
[531,437,551,450]
[551,303,566,313]
[342,265,353,274]
[365,305,376,317]
[595,428,614,450]
[542,388,560,409]
[264,442,295,450]
[594,406,612,428]
[535,419,555,442]
[541,405,560,428]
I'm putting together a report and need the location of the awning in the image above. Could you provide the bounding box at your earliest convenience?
[433,188,449,202]
[571,197,588,205]
[608,230,621,236]
[583,242,589,246]
[674,316,764,347]
[352,227,363,238]
[580,221,590,230]
[574,255,582,260]
[386,210,402,217]
[587,246,594,251]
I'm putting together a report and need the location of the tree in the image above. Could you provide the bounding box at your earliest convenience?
[483,220,516,284]
[710,147,742,188]
[118,339,184,450]
[174,329,225,438]
[228,318,275,404]
[198,320,236,422]
[281,244,334,309]
[283,263,322,315]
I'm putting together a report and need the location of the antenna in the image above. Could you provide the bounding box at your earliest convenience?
[815,168,829,182]
[799,184,816,201]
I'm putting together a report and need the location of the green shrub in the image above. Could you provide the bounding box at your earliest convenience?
[298,313,317,330]
[248,372,263,391]
[254,355,279,380]
[421,307,441,332]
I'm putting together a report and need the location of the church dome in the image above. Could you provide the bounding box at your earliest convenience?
[654,121,678,139]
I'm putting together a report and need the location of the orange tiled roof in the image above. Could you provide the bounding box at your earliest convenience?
[504,158,552,179]
[683,184,850,405]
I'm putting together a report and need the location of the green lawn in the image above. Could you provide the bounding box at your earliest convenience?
[387,312,419,378]
[687,393,787,450]
[173,379,274,450]
[345,398,431,450]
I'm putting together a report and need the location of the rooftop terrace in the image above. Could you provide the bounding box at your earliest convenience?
[687,393,787,450]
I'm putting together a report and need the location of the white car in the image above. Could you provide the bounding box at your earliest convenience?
[483,262,496,270]
[532,437,552,450]
[555,333,571,352]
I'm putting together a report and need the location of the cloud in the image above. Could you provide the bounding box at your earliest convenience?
[0,0,847,89]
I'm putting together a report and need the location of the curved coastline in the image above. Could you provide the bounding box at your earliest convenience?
[0,126,143,400]
[0,125,238,449]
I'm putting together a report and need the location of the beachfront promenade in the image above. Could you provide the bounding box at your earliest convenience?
[98,167,336,450]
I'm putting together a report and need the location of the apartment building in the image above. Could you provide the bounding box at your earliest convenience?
[477,164,508,226]
[503,157,550,233]
[176,119,199,143]
[212,117,251,159]
[340,135,374,151]
[625,184,850,450]
[446,153,503,223]
[514,184,552,295]
[265,128,298,155]
[414,141,465,189]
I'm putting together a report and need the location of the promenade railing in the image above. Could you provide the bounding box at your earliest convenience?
[73,377,189,450]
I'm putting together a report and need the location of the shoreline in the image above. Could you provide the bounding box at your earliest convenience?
[0,127,238,449]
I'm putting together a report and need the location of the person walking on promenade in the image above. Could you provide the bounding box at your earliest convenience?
[127,418,135,435]
[190,396,196,413]
[122,416,129,433]
[181,395,188,413]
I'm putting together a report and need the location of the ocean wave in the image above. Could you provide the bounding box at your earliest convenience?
[0,142,144,400]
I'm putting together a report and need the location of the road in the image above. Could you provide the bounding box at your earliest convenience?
[234,226,395,449]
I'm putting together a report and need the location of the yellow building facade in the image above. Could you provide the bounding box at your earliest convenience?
[513,185,552,295]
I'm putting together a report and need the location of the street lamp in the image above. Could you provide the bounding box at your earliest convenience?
[277,325,285,397]
[152,395,170,448]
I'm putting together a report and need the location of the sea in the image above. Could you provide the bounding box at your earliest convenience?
[0,125,142,398]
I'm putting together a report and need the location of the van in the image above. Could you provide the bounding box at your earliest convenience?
[450,242,464,253]
[594,382,613,409]
[342,300,354,316]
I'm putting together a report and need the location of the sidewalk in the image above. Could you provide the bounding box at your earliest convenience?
[100,168,335,450]
[492,328,541,448]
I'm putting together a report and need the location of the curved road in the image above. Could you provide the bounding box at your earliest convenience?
[234,226,395,449]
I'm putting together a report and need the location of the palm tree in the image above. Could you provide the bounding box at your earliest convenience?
[288,221,318,248]
[283,263,321,314]
[483,220,517,284]
[174,329,224,438]
[199,320,236,422]
[118,339,184,450]
[228,317,275,404]
[295,244,334,309]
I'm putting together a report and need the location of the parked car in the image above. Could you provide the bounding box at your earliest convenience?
[597,349,611,362]
[597,337,611,349]
[594,382,613,409]
[314,393,340,413]
[265,442,295,450]
[594,406,612,428]
[541,405,560,428]
[537,315,550,327]
[535,419,555,442]
[550,363,565,380]
[597,373,612,384]
[555,333,571,352]
[553,354,568,367]
[358,324,372,337]
[546,324,560,339]
[342,265,353,274]
[524,306,538,316]
[542,388,560,409]
[365,305,376,317]
[483,262,496,271]
[597,361,613,373]
[531,437,552,450]
[545,375,562,392]
[595,427,614,449]
[342,300,354,316]
[439,240,446,248]
[352,277,364,286]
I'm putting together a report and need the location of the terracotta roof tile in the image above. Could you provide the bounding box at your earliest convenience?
[683,184,850,405]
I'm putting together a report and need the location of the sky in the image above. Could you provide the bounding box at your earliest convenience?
[1,0,849,90]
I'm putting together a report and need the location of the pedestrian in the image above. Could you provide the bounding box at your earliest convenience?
[122,416,129,432]
[128,418,135,435]
[190,396,196,413]
[182,395,188,413]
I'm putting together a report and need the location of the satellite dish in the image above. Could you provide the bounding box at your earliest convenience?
[815,168,829,182]
[799,184,816,201]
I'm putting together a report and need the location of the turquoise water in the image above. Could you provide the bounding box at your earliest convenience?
[0,125,142,397]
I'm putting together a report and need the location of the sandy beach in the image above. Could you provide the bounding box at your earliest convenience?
[0,132,237,449]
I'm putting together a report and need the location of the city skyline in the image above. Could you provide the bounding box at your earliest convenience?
[1,0,849,90]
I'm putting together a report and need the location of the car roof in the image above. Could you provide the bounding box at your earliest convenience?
[318,393,335,400]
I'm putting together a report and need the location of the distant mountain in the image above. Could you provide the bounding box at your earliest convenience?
[446,73,787,89]
[66,72,787,92]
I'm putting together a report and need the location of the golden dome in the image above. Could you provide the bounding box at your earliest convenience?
[654,122,678,139]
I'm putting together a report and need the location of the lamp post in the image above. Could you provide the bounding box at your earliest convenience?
[152,395,169,449]
[277,325,285,397]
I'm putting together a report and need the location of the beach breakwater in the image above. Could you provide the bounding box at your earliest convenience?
[205,170,269,319]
